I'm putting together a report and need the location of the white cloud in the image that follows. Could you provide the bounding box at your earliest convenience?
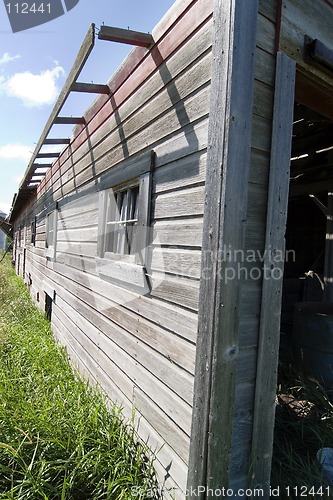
[0,203,11,216]
[0,52,20,65]
[0,144,32,162]
[3,65,65,107]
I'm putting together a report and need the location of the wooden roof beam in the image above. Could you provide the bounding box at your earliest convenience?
[36,152,61,159]
[21,164,51,188]
[305,37,333,73]
[54,117,86,125]
[43,138,70,145]
[98,25,153,47]
[71,82,110,94]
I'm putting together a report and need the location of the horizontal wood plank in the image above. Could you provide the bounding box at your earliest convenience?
[154,185,205,219]
[55,291,195,400]
[151,272,200,311]
[154,151,207,194]
[151,248,202,279]
[258,0,277,22]
[153,219,203,248]
[257,13,276,55]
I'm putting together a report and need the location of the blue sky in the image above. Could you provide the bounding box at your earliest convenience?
[0,0,175,215]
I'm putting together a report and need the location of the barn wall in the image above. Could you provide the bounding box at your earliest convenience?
[12,0,212,496]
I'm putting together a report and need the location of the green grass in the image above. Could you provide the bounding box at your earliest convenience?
[7,247,333,499]
[272,361,333,499]
[0,254,157,499]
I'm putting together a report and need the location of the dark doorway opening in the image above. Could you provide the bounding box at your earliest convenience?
[280,102,333,338]
[273,94,333,492]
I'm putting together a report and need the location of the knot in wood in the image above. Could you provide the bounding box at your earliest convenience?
[224,345,238,360]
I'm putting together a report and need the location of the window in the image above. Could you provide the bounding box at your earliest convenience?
[96,151,154,290]
[31,217,37,245]
[46,211,55,248]
[103,181,139,259]
[45,207,58,260]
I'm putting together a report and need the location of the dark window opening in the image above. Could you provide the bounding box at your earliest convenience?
[45,293,52,321]
[31,217,36,245]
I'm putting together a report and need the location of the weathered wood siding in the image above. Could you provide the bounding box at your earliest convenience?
[12,0,212,496]
[279,0,333,84]
[188,0,287,496]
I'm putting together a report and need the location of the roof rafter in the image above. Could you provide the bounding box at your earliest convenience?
[71,82,110,94]
[54,117,86,125]
[98,25,153,47]
[43,139,71,145]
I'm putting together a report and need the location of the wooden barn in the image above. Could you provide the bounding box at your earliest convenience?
[8,0,333,497]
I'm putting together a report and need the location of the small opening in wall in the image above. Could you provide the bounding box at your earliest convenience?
[45,293,52,321]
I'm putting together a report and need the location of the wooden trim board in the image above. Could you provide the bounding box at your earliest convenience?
[187,0,259,494]
[250,52,296,495]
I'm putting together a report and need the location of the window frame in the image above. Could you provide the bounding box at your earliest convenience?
[102,179,140,261]
[45,205,58,260]
[96,151,154,290]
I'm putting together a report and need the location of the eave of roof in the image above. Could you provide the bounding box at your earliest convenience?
[8,22,157,224]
